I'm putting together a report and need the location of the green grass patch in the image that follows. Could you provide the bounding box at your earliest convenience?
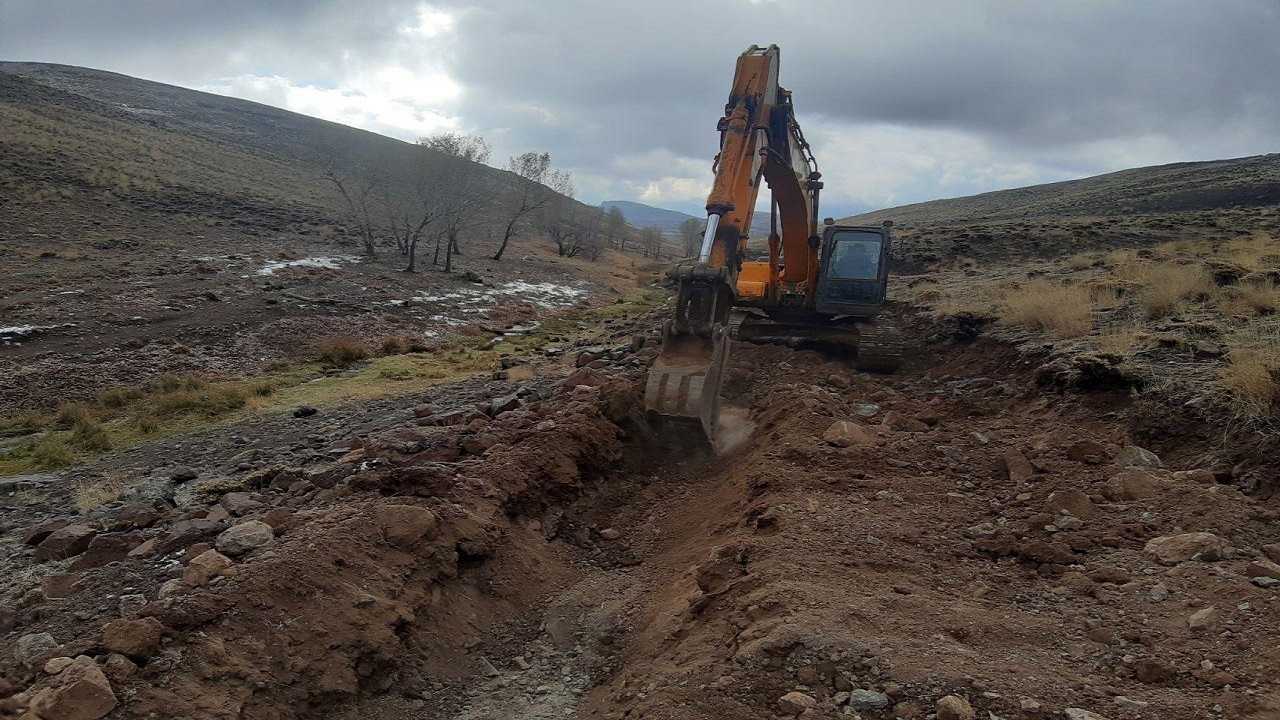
[0,289,668,476]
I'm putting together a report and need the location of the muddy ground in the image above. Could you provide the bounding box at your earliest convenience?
[1,222,639,412]
[2,305,1278,720]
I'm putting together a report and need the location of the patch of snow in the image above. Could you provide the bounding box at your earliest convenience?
[410,279,588,309]
[1,323,75,345]
[256,256,359,276]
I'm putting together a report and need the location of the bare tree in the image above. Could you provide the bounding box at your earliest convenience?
[605,205,629,252]
[433,160,488,273]
[639,226,665,259]
[418,132,493,165]
[317,151,381,256]
[492,151,572,261]
[678,217,704,258]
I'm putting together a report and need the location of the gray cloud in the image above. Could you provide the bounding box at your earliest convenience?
[3,0,1278,216]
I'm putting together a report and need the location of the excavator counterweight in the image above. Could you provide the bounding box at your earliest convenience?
[645,45,902,451]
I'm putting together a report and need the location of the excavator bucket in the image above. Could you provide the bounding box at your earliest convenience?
[644,321,730,451]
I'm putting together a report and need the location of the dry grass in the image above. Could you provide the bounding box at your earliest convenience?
[73,473,130,514]
[153,386,248,416]
[1221,350,1278,420]
[1137,263,1213,319]
[505,365,536,382]
[1228,279,1280,315]
[999,280,1094,338]
[317,336,368,366]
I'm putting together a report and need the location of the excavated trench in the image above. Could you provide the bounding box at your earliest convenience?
[7,314,1279,720]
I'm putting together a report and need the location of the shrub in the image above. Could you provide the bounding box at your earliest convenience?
[1000,280,1093,339]
[0,413,47,438]
[317,336,368,366]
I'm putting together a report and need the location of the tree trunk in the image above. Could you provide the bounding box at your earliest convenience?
[492,219,517,261]
[405,236,418,272]
[445,231,457,273]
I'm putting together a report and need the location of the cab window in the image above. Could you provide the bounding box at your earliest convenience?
[827,231,882,280]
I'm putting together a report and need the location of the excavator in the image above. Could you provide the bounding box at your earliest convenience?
[644,44,902,449]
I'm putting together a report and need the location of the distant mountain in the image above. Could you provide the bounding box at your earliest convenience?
[600,201,700,234]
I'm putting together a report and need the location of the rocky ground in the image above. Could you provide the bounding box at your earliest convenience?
[2,305,1277,720]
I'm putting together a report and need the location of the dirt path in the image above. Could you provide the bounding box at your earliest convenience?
[4,313,1278,720]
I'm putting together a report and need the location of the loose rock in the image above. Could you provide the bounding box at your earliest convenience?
[17,632,63,668]
[823,420,874,448]
[849,689,890,710]
[215,520,275,556]
[375,505,439,548]
[1103,467,1159,501]
[1063,709,1111,720]
[183,549,233,586]
[1246,558,1280,581]
[100,617,165,660]
[34,524,97,562]
[935,694,976,720]
[28,655,118,720]
[777,691,816,715]
[1144,532,1227,564]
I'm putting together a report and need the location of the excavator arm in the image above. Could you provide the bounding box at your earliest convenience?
[645,45,824,448]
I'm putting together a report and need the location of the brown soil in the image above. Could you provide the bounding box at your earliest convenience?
[4,309,1277,720]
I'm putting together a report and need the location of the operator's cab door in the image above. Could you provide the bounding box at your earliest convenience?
[814,223,891,317]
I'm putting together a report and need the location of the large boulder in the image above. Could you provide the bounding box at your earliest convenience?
[1144,532,1227,564]
[34,525,97,562]
[100,618,165,660]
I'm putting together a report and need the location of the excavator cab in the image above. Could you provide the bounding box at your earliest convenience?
[814,221,892,317]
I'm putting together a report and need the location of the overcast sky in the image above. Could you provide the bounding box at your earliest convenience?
[3,0,1278,216]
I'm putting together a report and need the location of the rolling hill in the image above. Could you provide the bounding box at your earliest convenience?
[840,153,1280,264]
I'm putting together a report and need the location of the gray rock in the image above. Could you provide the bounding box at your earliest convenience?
[848,689,890,710]
[1115,445,1161,468]
[16,632,62,668]
[1063,709,1112,720]
[215,520,275,556]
